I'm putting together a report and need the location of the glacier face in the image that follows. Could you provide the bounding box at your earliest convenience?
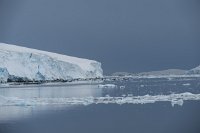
[0,43,103,82]
[0,67,9,83]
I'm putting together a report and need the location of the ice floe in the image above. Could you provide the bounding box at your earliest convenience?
[182,83,191,86]
[1,92,200,107]
[98,84,117,89]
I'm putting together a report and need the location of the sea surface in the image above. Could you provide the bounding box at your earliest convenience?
[0,76,200,133]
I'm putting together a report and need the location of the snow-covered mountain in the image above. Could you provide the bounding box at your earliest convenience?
[187,65,200,74]
[138,69,186,76]
[112,69,187,77]
[0,43,103,83]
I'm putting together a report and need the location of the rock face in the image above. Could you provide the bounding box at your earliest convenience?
[0,43,103,82]
[187,66,200,74]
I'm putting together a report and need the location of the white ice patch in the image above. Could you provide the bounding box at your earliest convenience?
[140,85,145,87]
[119,86,125,89]
[98,84,117,89]
[182,83,191,86]
[1,92,200,107]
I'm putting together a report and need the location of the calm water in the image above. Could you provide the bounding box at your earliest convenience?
[0,77,200,133]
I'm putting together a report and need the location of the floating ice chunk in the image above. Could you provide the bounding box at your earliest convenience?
[122,94,126,97]
[140,85,145,87]
[98,84,117,88]
[167,77,173,81]
[182,83,191,86]
[171,99,184,107]
[119,86,125,89]
[127,94,133,97]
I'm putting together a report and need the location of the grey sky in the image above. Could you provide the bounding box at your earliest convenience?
[0,0,199,74]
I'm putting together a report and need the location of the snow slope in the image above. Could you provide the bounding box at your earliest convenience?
[187,65,200,74]
[0,43,103,82]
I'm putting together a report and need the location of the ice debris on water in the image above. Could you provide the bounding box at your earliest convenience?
[119,86,125,89]
[98,84,117,89]
[1,92,200,107]
[140,85,145,87]
[182,83,191,86]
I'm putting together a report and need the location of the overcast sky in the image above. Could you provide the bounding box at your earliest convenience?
[0,0,199,74]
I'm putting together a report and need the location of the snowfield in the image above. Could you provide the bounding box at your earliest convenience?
[0,43,103,82]
[187,65,200,74]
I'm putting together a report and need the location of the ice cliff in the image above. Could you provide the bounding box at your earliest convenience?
[0,43,103,82]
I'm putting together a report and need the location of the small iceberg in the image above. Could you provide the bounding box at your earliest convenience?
[98,84,117,89]
[182,83,191,86]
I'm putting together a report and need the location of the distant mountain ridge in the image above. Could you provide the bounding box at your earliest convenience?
[138,69,186,76]
[112,66,200,77]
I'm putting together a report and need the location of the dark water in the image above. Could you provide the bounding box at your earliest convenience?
[0,77,200,133]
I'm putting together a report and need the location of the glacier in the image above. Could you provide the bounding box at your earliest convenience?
[0,43,103,82]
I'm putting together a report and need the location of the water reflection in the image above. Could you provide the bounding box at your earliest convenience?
[0,84,102,98]
[0,84,102,121]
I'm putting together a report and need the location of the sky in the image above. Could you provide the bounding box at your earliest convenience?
[0,0,199,74]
